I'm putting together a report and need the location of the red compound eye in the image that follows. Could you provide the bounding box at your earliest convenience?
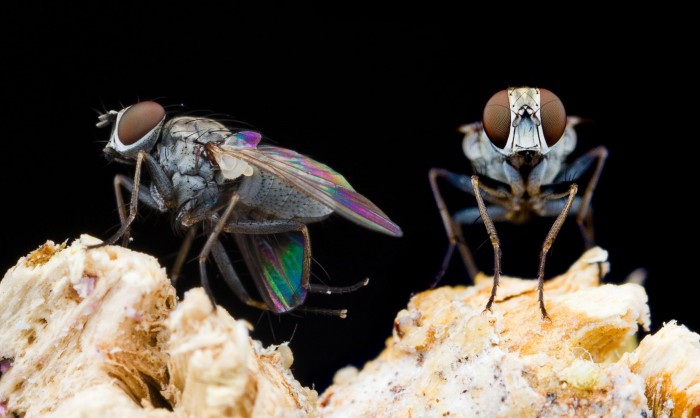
[539,89,566,147]
[482,89,511,148]
[117,101,165,145]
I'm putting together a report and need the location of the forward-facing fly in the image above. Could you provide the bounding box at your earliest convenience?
[430,87,606,319]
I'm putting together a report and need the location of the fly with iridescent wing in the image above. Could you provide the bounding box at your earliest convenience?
[93,101,402,317]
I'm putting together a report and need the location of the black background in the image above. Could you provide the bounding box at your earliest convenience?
[2,5,693,392]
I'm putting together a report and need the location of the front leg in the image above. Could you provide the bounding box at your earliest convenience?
[537,184,579,320]
[93,150,176,248]
[471,175,502,313]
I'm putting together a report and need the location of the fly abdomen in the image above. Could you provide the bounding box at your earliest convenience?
[238,169,333,221]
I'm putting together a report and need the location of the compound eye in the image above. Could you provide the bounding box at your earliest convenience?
[482,89,511,148]
[539,89,567,146]
[117,101,165,145]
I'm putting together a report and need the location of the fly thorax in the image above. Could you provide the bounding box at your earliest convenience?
[503,195,535,224]
[528,198,547,216]
[158,116,234,177]
[506,208,532,224]
[165,117,233,144]
[539,157,561,185]
[167,172,222,221]
[465,128,513,184]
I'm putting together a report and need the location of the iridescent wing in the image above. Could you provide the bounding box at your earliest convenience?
[234,230,310,313]
[209,132,403,236]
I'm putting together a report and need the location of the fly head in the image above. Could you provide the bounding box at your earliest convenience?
[98,101,166,163]
[482,87,567,156]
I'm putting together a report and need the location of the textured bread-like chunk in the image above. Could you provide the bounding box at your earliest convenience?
[2,238,698,417]
[319,248,653,417]
[622,321,700,418]
[0,236,317,417]
[164,288,318,418]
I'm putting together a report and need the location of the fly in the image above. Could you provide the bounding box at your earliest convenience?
[93,101,402,317]
[429,87,607,319]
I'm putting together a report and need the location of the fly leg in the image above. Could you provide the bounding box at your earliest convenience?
[93,151,145,247]
[209,221,314,313]
[429,168,479,285]
[199,216,362,316]
[227,220,370,298]
[93,150,176,248]
[102,169,194,286]
[209,238,270,312]
[537,184,579,320]
[95,156,188,286]
[555,146,608,282]
[449,204,509,287]
[471,175,504,313]
[212,235,352,317]
[170,225,198,285]
[557,146,608,248]
[111,173,165,245]
[199,195,241,310]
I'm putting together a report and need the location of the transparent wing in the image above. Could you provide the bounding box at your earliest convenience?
[211,141,402,236]
[234,230,309,313]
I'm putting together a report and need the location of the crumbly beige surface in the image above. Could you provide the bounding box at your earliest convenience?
[319,248,663,417]
[622,321,700,418]
[164,289,318,418]
[0,236,317,418]
[0,236,175,418]
[1,239,698,417]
